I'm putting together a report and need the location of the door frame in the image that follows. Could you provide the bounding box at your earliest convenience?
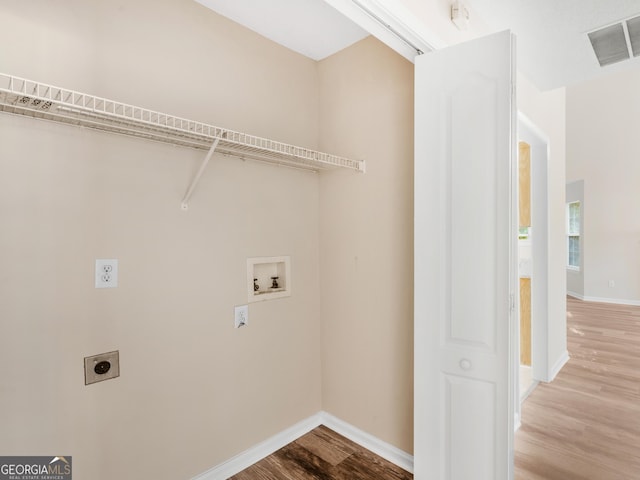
[517,112,552,388]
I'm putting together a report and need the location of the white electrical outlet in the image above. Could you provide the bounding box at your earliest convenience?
[95,259,118,288]
[234,305,248,328]
[608,280,615,288]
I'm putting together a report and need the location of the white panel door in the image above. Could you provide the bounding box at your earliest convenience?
[414,31,517,480]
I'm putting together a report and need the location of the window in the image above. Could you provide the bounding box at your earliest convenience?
[567,201,581,269]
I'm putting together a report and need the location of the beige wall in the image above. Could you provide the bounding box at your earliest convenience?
[567,70,640,303]
[318,36,415,453]
[0,1,322,479]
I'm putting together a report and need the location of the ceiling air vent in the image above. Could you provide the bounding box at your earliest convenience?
[626,15,640,57]
[588,23,629,66]
[588,15,640,67]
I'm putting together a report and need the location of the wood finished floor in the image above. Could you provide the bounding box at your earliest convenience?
[515,297,640,479]
[229,425,412,480]
[231,298,640,479]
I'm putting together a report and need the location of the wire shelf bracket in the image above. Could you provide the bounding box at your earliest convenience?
[0,73,366,207]
[181,138,220,211]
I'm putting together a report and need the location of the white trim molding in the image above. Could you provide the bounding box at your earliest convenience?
[568,291,640,307]
[567,290,584,300]
[548,350,570,382]
[192,411,414,479]
[514,412,522,432]
[319,411,414,473]
[321,0,442,61]
[192,415,322,480]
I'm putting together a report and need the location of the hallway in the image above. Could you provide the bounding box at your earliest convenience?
[515,297,640,479]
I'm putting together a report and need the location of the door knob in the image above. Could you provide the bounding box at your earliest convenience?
[459,359,472,371]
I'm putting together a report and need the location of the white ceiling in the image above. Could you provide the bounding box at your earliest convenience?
[196,0,640,90]
[465,0,640,90]
[194,0,368,61]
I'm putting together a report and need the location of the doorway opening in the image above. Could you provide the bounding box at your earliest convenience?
[516,113,551,413]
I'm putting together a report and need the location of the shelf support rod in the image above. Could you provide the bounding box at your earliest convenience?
[181,138,220,210]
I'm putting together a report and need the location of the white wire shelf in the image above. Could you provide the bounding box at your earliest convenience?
[0,73,365,173]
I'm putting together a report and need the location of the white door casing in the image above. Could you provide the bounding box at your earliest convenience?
[414,30,517,480]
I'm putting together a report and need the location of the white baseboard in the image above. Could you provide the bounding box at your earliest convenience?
[520,380,539,402]
[318,411,414,473]
[548,350,570,382]
[567,291,584,300]
[582,295,640,306]
[568,291,640,307]
[192,414,322,480]
[192,411,414,479]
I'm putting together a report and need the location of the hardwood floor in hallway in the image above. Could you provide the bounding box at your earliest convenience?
[515,297,640,479]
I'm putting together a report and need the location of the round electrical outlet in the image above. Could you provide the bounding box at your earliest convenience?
[94,361,111,375]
